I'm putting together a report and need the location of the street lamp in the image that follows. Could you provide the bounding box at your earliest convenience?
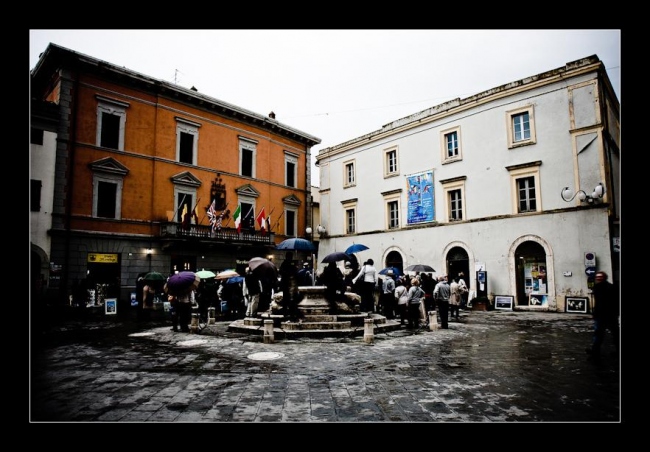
[560,183,605,204]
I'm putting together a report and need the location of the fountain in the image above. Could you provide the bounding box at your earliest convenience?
[227,285,401,339]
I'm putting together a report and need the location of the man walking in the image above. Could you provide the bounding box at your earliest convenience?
[433,275,451,329]
[586,271,619,362]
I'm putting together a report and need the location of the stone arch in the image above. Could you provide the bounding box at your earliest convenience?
[508,235,556,310]
[442,241,475,291]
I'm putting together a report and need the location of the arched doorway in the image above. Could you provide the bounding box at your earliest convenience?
[447,246,469,284]
[514,241,547,306]
[384,250,404,276]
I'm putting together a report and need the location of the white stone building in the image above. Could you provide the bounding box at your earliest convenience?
[315,55,620,311]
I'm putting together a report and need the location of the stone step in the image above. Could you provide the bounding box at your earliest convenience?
[282,320,352,330]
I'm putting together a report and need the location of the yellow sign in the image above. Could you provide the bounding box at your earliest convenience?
[88,253,118,264]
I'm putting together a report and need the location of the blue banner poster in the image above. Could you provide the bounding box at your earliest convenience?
[406,170,434,224]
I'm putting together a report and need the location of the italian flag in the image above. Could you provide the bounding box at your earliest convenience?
[233,204,242,233]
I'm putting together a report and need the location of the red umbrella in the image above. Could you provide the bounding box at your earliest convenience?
[164,271,200,296]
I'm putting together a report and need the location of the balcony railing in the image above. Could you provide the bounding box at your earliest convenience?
[160,222,274,245]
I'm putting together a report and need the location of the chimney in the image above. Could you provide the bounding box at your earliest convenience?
[269,111,276,119]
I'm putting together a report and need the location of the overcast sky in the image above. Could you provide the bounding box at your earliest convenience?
[30,30,621,186]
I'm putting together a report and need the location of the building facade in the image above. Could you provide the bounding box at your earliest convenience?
[315,55,620,311]
[30,43,320,309]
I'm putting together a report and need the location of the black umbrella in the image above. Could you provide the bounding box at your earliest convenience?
[404,264,436,273]
[248,257,278,282]
[321,252,352,264]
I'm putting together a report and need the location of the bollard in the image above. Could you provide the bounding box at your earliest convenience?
[428,311,439,331]
[363,318,374,344]
[190,313,200,333]
[208,307,216,325]
[263,319,274,344]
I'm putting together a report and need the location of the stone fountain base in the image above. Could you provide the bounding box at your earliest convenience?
[227,285,401,339]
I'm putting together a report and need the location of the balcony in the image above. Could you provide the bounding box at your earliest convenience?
[160,222,274,245]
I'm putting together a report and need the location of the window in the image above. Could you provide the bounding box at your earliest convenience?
[384,147,399,177]
[31,128,44,145]
[517,177,536,212]
[176,117,200,165]
[507,163,541,214]
[96,96,129,151]
[346,208,356,234]
[440,126,462,162]
[285,152,298,188]
[239,137,257,178]
[388,200,399,229]
[31,179,42,212]
[285,209,297,237]
[90,157,129,219]
[440,177,466,222]
[383,190,401,230]
[240,202,256,232]
[93,175,123,219]
[343,160,356,187]
[506,105,536,149]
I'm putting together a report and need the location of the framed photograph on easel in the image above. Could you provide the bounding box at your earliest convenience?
[494,295,514,311]
[566,296,588,313]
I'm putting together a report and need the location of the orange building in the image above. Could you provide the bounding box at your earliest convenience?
[30,43,320,309]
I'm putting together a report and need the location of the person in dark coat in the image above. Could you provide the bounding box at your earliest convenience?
[279,252,301,321]
[321,262,345,313]
[586,271,619,361]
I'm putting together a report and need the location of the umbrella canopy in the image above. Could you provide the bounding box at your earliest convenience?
[276,238,315,251]
[404,264,436,273]
[142,271,166,282]
[164,271,200,296]
[226,276,244,285]
[321,251,352,264]
[378,267,402,277]
[196,269,216,279]
[216,269,240,280]
[248,257,278,282]
[345,243,369,254]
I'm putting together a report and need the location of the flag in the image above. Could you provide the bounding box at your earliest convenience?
[233,204,242,233]
[207,200,217,232]
[192,205,199,225]
[216,212,223,231]
[181,203,190,230]
[266,215,271,233]
[256,207,267,234]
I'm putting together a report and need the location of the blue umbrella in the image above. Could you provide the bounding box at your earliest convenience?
[276,238,315,251]
[345,243,369,254]
[226,276,244,284]
[378,267,402,277]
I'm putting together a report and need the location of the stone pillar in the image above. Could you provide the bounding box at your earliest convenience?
[208,307,216,325]
[428,311,439,331]
[263,319,274,344]
[363,318,374,344]
[190,313,200,333]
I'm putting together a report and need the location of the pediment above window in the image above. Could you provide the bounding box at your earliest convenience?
[170,171,202,188]
[235,184,260,198]
[88,157,129,176]
[283,194,301,206]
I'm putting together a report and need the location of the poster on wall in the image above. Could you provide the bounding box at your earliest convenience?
[105,298,117,315]
[406,170,435,225]
[529,293,548,306]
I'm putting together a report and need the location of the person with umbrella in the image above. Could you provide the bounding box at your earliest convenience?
[166,271,200,332]
[243,267,263,317]
[279,252,300,321]
[320,261,345,314]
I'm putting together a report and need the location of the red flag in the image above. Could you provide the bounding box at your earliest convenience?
[256,207,267,234]
[192,206,199,225]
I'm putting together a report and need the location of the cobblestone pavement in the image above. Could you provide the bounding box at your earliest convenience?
[30,310,621,423]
